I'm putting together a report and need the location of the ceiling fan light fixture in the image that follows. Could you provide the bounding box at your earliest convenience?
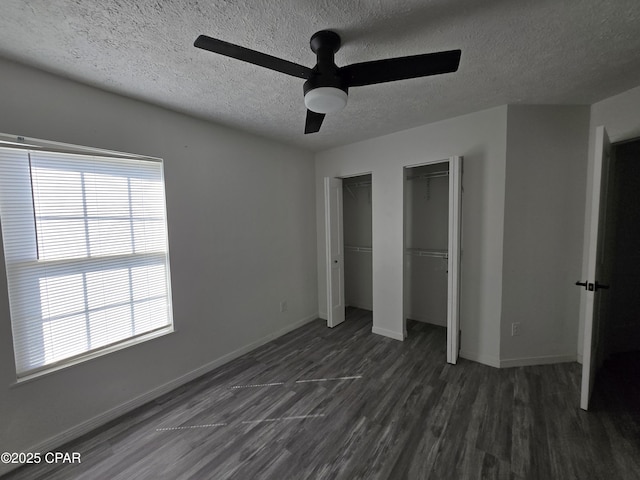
[194,30,461,133]
[304,87,348,114]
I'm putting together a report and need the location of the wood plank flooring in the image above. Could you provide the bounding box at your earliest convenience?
[3,308,639,479]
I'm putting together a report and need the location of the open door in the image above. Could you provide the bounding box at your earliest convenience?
[447,156,462,364]
[580,126,612,410]
[324,177,345,328]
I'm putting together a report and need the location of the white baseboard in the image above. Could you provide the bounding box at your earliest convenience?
[405,312,447,328]
[459,351,578,370]
[372,326,405,341]
[459,350,501,368]
[499,353,577,368]
[1,312,318,477]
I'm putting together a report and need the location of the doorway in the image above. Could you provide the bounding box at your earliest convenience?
[584,136,640,410]
[403,157,462,364]
[323,173,372,329]
[604,137,640,357]
[342,174,373,314]
[404,163,449,329]
[581,130,640,409]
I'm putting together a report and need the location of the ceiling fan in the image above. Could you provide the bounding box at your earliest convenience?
[194,31,461,134]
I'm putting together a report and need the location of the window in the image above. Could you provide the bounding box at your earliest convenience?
[0,138,173,379]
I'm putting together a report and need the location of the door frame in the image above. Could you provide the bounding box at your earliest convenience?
[403,156,463,364]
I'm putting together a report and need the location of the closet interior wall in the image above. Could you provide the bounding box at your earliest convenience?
[343,174,372,311]
[404,163,449,327]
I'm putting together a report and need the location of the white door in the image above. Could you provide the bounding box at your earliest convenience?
[325,177,345,328]
[580,126,612,410]
[447,156,463,364]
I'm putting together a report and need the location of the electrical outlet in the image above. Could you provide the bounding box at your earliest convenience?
[511,322,520,336]
[280,300,288,313]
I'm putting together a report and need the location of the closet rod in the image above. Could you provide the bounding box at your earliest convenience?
[344,181,372,201]
[405,248,448,259]
[406,171,449,181]
[345,245,372,253]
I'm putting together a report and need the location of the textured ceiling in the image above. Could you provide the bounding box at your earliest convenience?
[1,1,640,151]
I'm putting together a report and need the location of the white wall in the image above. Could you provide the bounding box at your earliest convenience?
[501,105,590,366]
[578,84,640,360]
[0,58,317,471]
[315,106,508,365]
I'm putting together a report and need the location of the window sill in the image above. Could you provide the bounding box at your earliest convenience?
[11,326,175,386]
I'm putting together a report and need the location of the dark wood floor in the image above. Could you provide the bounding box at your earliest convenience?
[3,308,640,479]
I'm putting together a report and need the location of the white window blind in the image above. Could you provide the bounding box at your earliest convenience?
[0,145,173,378]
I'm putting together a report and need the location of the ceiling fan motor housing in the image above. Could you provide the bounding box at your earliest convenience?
[303,30,348,114]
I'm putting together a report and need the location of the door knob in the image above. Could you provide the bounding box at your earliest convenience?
[595,281,609,291]
[575,280,588,290]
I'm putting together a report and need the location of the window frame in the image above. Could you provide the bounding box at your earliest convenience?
[0,133,175,382]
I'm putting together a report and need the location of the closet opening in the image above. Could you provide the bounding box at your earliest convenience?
[589,136,640,408]
[403,158,462,364]
[343,174,373,323]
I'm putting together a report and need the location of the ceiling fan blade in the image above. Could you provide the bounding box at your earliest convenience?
[341,50,461,87]
[304,110,325,134]
[194,35,313,80]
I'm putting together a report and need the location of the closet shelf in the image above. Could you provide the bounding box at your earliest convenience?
[345,245,372,253]
[344,182,372,201]
[406,171,449,181]
[343,181,371,188]
[405,248,448,259]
